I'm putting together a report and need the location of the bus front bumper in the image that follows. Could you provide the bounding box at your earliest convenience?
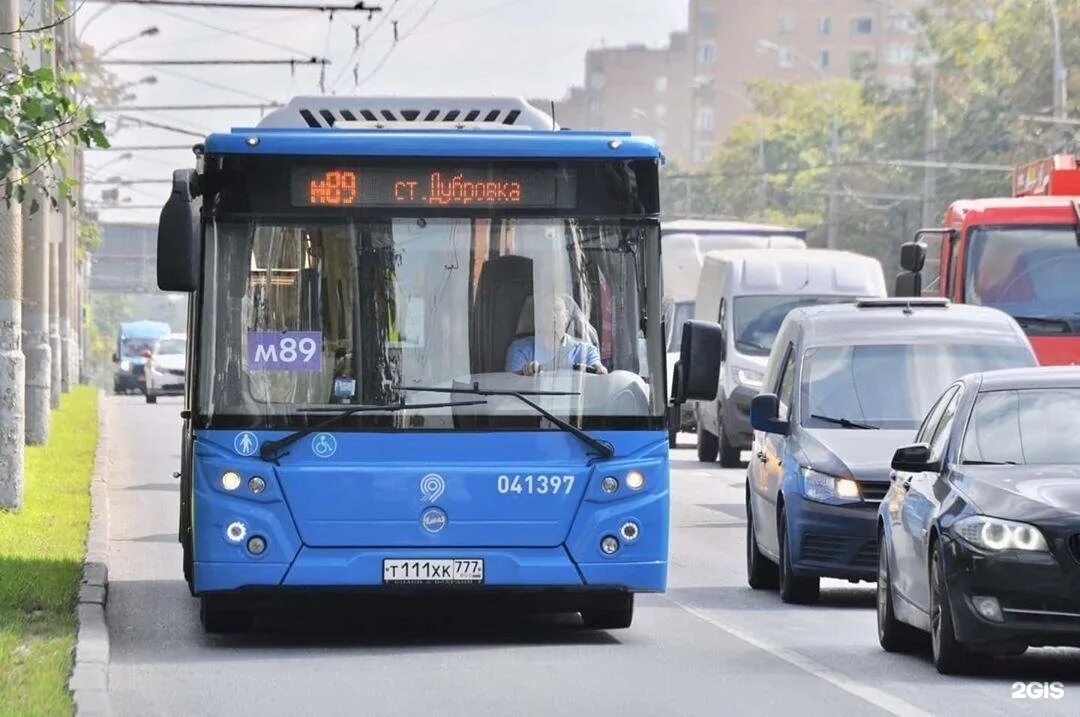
[195,547,666,594]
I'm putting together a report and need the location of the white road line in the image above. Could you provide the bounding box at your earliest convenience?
[664,594,933,717]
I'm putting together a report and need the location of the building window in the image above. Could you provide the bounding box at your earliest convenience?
[851,17,873,35]
[589,71,605,90]
[818,16,831,35]
[654,75,668,93]
[698,9,717,32]
[697,41,717,67]
[818,48,830,70]
[779,13,796,33]
[885,43,915,66]
[695,106,715,132]
[778,46,795,69]
[886,11,917,35]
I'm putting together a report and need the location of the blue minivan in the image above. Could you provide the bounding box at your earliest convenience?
[743,298,1036,603]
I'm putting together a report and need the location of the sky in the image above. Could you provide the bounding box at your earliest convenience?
[76,0,689,223]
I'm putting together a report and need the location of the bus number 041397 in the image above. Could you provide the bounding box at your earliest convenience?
[497,474,575,495]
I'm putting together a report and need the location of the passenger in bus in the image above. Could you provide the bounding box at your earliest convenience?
[505,294,607,376]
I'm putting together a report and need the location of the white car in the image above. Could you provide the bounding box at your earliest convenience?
[145,333,187,404]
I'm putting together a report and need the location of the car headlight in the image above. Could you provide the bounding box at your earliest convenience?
[120,360,131,372]
[953,515,1049,552]
[733,367,764,389]
[801,468,861,505]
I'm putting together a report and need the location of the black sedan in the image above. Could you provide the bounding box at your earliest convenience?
[877,367,1080,674]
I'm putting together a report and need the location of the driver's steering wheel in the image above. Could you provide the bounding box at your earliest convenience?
[572,363,602,375]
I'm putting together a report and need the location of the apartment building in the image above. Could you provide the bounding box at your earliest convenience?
[541,32,694,166]
[689,0,925,163]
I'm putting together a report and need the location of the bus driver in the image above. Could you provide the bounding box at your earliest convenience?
[505,294,607,376]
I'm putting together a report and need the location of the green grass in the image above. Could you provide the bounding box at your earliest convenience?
[0,387,99,717]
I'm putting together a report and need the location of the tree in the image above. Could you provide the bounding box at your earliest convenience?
[0,1,109,211]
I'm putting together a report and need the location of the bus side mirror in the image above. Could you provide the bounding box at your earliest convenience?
[899,241,927,272]
[895,271,922,297]
[750,393,789,436]
[157,169,201,292]
[671,320,723,404]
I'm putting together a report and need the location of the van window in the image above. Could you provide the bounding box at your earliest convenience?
[776,345,796,421]
[733,295,857,357]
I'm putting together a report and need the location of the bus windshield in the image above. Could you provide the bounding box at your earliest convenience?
[198,217,663,428]
[964,226,1080,335]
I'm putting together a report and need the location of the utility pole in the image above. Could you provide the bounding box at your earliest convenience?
[921,60,938,228]
[1046,0,1068,150]
[56,18,75,393]
[0,0,26,510]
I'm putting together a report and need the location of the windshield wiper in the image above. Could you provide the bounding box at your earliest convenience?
[259,400,487,462]
[736,339,771,353]
[394,383,614,461]
[810,414,880,430]
[962,459,1018,466]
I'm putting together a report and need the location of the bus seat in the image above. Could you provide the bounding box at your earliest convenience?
[514,294,599,346]
[471,255,533,374]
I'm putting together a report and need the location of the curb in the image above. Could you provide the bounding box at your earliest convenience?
[70,390,112,717]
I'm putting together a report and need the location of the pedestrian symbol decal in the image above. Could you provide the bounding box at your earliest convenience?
[234,431,259,457]
[311,433,337,458]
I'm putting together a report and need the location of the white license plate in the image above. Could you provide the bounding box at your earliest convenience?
[382,559,484,584]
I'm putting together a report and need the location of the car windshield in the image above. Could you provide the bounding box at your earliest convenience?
[802,343,1035,429]
[121,338,155,357]
[198,217,664,428]
[964,226,1080,335]
[666,301,694,352]
[962,388,1080,464]
[733,295,858,356]
[157,339,186,355]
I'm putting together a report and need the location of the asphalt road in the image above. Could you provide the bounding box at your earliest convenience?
[105,395,1080,716]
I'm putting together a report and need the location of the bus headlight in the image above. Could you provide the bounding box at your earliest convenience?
[247,536,267,555]
[625,470,645,491]
[120,360,131,372]
[221,471,242,491]
[225,521,247,543]
[248,476,266,494]
[601,476,619,494]
[600,535,620,555]
[619,521,639,542]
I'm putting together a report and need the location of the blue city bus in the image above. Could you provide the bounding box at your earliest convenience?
[156,97,719,632]
[113,319,170,394]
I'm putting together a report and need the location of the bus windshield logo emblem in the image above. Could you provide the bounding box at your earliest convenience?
[421,507,447,533]
[420,474,445,503]
[234,432,259,457]
[311,433,337,458]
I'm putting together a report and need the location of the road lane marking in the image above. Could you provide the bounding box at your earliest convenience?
[664,594,932,717]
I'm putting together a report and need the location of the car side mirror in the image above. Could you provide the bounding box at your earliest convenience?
[111,352,119,363]
[891,443,934,472]
[750,393,789,435]
[899,241,927,272]
[671,320,723,404]
[157,169,201,292]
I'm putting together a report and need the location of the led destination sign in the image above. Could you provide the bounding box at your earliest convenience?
[291,166,576,209]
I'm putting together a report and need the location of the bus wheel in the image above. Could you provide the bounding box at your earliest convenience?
[581,593,633,630]
[200,597,253,634]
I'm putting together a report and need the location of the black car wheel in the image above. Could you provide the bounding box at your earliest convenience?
[930,542,971,674]
[581,593,634,630]
[778,507,819,604]
[719,426,742,468]
[746,489,779,589]
[877,532,925,652]
[697,423,718,463]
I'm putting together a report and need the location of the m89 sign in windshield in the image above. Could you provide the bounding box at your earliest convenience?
[290,165,576,209]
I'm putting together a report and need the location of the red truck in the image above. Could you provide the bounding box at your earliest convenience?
[897,154,1080,365]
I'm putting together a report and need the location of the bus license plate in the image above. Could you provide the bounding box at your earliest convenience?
[382,559,484,584]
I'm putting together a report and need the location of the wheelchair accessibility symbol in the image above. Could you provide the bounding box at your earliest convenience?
[234,431,259,457]
[311,433,337,458]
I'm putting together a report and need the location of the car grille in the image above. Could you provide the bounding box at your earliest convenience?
[801,534,878,568]
[859,481,889,502]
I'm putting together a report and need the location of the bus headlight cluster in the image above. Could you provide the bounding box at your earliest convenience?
[248,476,266,494]
[601,470,645,495]
[600,535,620,555]
[619,521,640,542]
[225,521,247,543]
[247,536,267,555]
[601,476,619,493]
[221,470,242,491]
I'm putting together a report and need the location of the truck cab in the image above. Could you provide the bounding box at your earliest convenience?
[898,154,1080,365]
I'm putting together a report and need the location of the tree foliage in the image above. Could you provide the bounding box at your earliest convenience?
[668,0,1079,271]
[0,2,109,211]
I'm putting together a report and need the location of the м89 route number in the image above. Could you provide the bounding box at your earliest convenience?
[497,474,575,495]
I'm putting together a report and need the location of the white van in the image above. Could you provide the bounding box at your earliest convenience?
[692,249,887,465]
[662,222,807,446]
